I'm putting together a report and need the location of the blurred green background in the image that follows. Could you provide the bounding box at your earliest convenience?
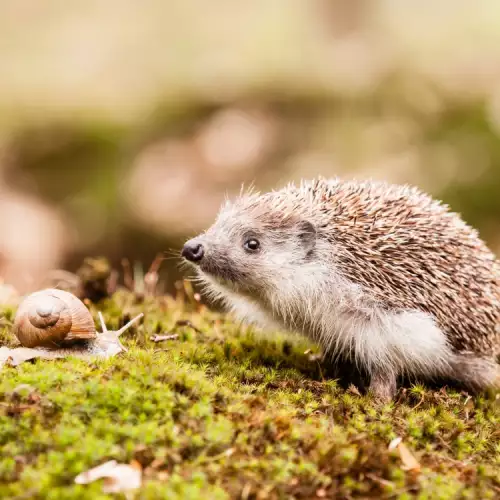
[1,0,500,293]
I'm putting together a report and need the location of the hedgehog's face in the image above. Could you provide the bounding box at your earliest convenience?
[181,203,317,296]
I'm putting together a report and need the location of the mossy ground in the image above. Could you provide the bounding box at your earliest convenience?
[0,289,498,499]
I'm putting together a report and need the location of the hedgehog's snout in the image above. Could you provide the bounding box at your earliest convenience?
[182,239,205,263]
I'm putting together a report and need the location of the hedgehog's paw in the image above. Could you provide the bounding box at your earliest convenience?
[368,368,397,402]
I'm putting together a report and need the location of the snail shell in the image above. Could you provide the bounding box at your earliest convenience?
[13,289,96,348]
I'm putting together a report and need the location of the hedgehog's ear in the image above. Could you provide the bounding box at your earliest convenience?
[297,220,316,252]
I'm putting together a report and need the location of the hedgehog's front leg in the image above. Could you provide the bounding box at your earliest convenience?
[368,368,398,401]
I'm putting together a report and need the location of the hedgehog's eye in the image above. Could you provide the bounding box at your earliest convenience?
[243,238,260,253]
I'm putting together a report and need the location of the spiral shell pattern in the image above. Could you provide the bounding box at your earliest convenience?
[13,289,96,348]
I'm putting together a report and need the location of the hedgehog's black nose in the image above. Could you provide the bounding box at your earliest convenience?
[182,241,204,263]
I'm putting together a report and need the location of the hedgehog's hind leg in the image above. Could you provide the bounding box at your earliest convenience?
[448,353,500,393]
[368,367,398,401]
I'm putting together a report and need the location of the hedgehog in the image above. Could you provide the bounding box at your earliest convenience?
[181,177,500,400]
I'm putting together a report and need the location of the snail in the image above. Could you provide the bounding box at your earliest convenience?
[7,288,143,360]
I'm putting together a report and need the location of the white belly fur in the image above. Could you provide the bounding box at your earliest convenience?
[317,307,453,378]
[201,273,454,380]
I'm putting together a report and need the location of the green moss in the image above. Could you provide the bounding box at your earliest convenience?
[0,291,498,499]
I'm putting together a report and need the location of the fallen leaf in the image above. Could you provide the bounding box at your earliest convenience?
[74,460,142,493]
[388,436,421,473]
[398,442,421,472]
[388,437,402,450]
[0,346,63,369]
[0,345,106,370]
[347,384,362,396]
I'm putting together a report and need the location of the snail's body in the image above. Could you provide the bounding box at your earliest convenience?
[9,289,142,361]
[182,177,500,400]
[17,338,123,358]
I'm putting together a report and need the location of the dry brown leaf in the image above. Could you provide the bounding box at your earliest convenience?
[74,460,142,493]
[388,437,421,473]
[388,437,402,450]
[347,384,362,396]
[0,346,66,369]
[398,442,421,472]
[0,345,104,370]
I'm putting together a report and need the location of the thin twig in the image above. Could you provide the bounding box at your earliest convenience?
[150,334,180,343]
[175,320,202,334]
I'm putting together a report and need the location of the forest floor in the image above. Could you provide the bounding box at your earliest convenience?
[0,286,499,499]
